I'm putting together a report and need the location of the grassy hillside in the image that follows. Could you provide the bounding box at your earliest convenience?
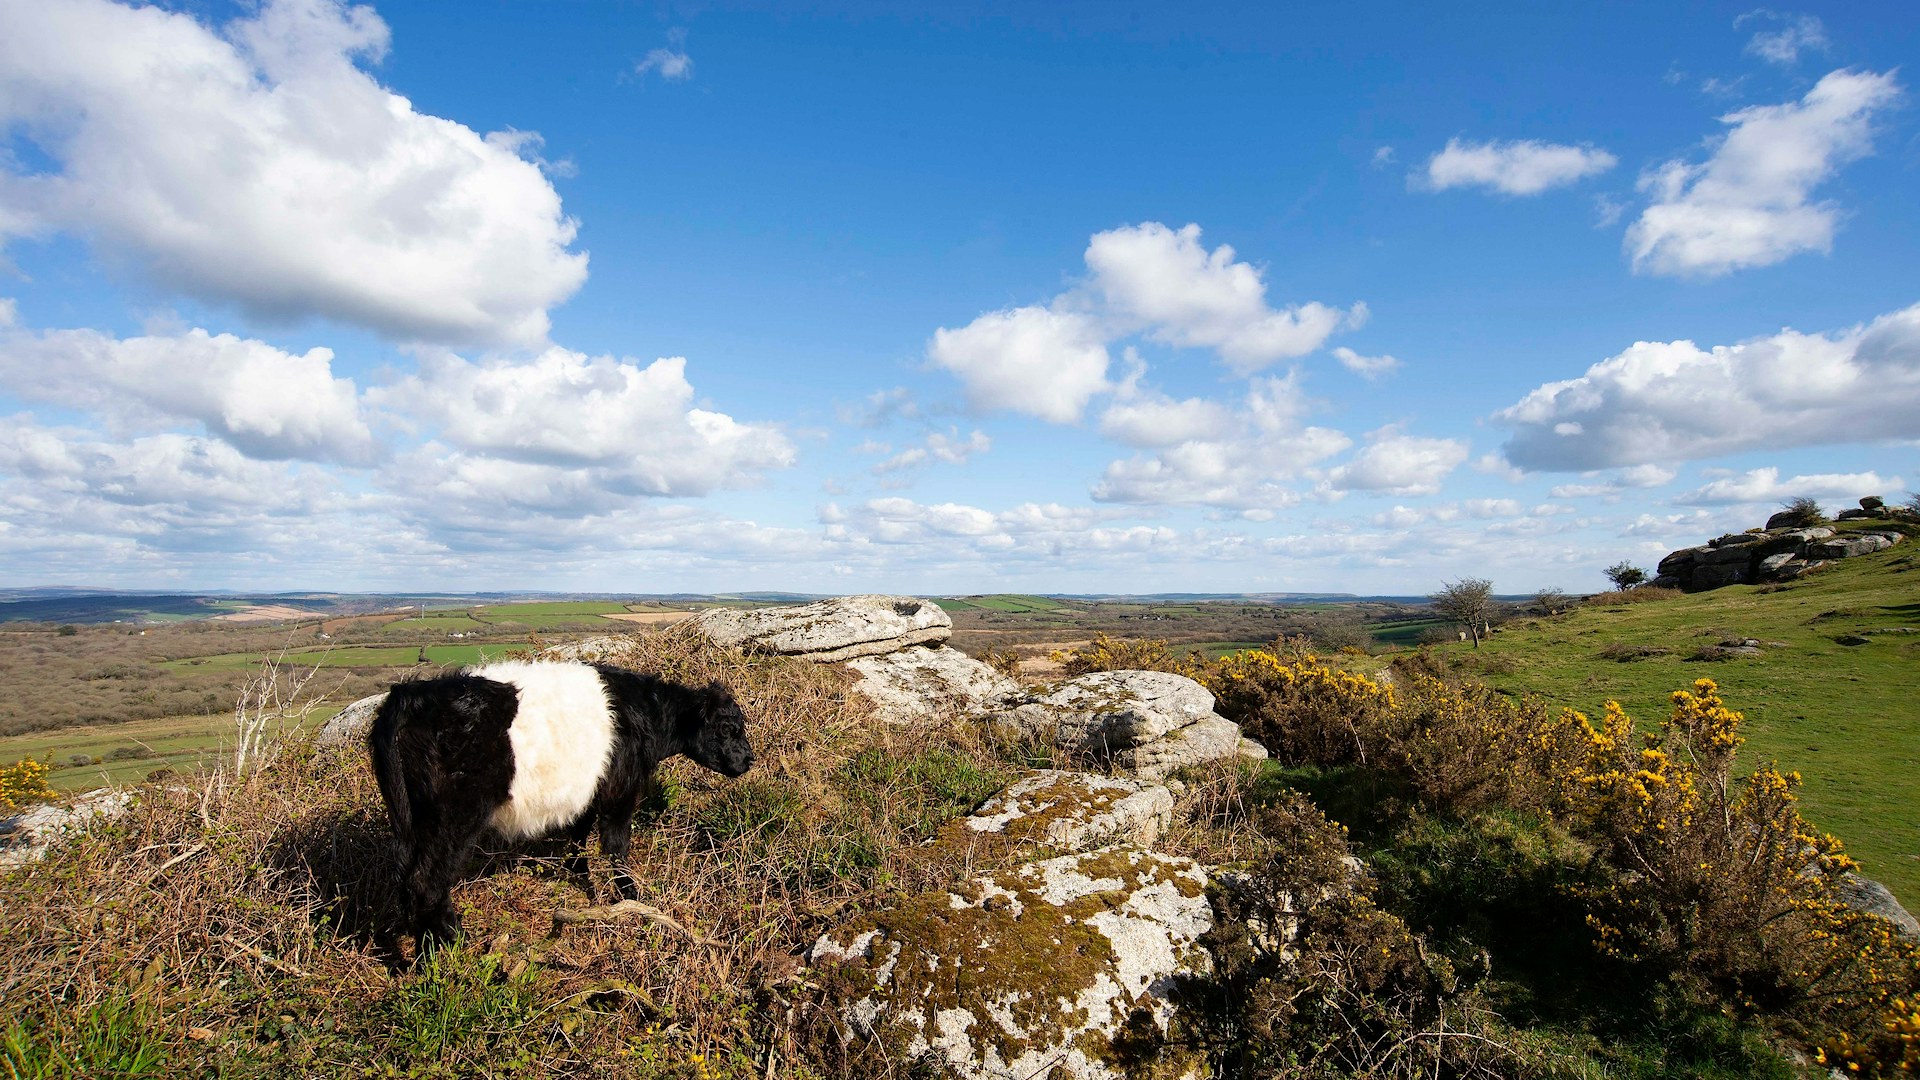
[1433,539,1920,904]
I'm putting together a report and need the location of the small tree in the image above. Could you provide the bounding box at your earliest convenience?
[1533,586,1569,615]
[1429,577,1494,648]
[1603,561,1647,590]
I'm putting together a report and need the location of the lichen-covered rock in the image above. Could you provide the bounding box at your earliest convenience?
[809,846,1213,1080]
[686,595,951,662]
[846,646,1019,723]
[1116,716,1248,782]
[0,788,134,867]
[1809,533,1902,560]
[1005,670,1250,780]
[964,771,1174,852]
[310,693,388,758]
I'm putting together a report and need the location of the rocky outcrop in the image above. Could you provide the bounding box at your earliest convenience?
[0,788,134,867]
[1652,525,1903,593]
[963,771,1174,852]
[686,595,951,662]
[311,693,388,757]
[808,845,1213,1080]
[1004,670,1263,780]
[846,645,1019,724]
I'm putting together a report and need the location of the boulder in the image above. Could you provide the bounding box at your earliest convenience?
[1808,533,1900,560]
[846,646,1019,724]
[686,595,951,662]
[1835,873,1920,941]
[1835,508,1874,521]
[809,846,1213,1080]
[311,693,387,757]
[1116,716,1249,781]
[964,771,1174,852]
[1004,670,1250,780]
[1757,552,1801,580]
[0,788,134,867]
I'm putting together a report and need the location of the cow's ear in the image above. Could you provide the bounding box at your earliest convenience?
[703,681,732,714]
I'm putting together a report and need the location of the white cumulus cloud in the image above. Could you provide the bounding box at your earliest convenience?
[873,429,991,473]
[0,325,375,463]
[1626,69,1902,277]
[1083,222,1364,373]
[1329,430,1470,496]
[1675,467,1899,506]
[927,223,1362,418]
[1092,377,1352,509]
[1496,301,1920,471]
[370,348,793,498]
[0,0,587,346]
[1421,138,1617,196]
[928,306,1111,423]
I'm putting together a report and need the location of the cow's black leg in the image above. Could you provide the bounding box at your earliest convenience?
[597,786,643,901]
[562,811,596,881]
[407,801,493,954]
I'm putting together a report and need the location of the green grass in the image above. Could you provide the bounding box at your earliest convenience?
[1191,640,1269,658]
[421,644,520,666]
[1441,543,1920,904]
[388,614,488,631]
[477,614,615,629]
[1372,616,1449,646]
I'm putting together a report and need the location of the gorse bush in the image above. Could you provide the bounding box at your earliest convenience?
[0,757,55,812]
[1181,637,1920,1072]
[1049,632,1196,676]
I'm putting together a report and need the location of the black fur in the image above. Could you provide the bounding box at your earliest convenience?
[368,665,754,950]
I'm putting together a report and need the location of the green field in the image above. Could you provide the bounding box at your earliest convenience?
[962,594,1072,614]
[1371,616,1449,646]
[1432,540,1920,904]
[0,708,340,793]
[473,601,631,616]
[387,614,489,631]
[1191,640,1269,659]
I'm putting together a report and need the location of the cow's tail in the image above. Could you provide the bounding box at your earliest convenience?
[367,688,422,853]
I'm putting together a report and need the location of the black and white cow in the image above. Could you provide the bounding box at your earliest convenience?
[368,660,754,947]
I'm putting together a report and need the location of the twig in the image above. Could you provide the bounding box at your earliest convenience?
[548,899,718,947]
[211,931,309,978]
[154,843,207,874]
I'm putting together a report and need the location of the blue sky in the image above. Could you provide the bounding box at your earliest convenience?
[0,0,1915,595]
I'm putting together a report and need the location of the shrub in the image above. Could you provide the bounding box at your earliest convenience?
[0,757,55,812]
[1777,495,1826,527]
[1049,632,1195,676]
[1190,793,1521,1078]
